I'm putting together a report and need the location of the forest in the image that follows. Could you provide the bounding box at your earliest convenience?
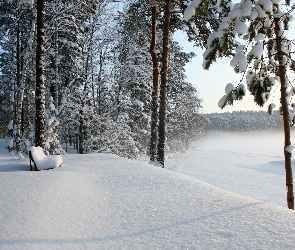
[0,0,211,165]
[206,110,284,131]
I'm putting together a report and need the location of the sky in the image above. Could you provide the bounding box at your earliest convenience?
[174,31,265,114]
[174,2,295,114]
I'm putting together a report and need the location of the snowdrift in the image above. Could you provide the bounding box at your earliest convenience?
[0,141,295,249]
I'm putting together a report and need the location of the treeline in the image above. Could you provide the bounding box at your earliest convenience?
[206,110,283,131]
[0,0,210,162]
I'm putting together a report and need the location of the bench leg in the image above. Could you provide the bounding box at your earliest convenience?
[29,158,39,171]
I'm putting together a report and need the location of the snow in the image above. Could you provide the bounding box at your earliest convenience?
[30,146,62,170]
[218,95,227,108]
[7,120,13,130]
[168,131,292,208]
[229,6,242,19]
[250,9,259,20]
[6,138,13,148]
[183,0,202,21]
[250,42,264,57]
[235,45,245,53]
[230,52,247,71]
[259,0,273,13]
[286,145,295,154]
[182,24,189,31]
[1,134,295,249]
[254,33,265,41]
[240,0,252,17]
[216,0,221,7]
[235,21,247,35]
[218,19,229,32]
[206,32,218,48]
[225,83,234,94]
[255,4,267,18]
[270,102,277,109]
[264,18,272,27]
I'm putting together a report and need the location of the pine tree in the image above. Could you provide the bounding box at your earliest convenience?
[149,5,160,162]
[157,0,171,168]
[35,0,46,148]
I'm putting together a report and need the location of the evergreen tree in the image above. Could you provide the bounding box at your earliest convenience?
[166,41,205,152]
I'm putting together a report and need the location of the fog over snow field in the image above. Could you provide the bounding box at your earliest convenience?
[168,130,295,208]
[1,131,295,249]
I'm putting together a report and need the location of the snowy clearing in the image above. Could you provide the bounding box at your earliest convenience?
[1,138,295,249]
[168,130,294,208]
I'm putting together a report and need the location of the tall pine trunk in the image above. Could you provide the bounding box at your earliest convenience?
[157,0,171,168]
[274,16,294,209]
[15,20,23,156]
[149,6,159,162]
[35,0,46,148]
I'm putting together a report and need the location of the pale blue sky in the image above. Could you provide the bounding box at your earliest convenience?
[174,2,295,114]
[174,30,276,114]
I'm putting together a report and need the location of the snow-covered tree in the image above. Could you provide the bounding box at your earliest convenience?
[207,110,283,131]
[166,41,205,152]
[0,0,36,156]
[45,96,64,155]
[186,0,295,209]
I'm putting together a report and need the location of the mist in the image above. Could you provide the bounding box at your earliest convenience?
[168,130,295,207]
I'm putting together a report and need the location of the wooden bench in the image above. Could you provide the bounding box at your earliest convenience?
[29,146,62,171]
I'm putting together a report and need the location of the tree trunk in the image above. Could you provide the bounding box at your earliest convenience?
[49,46,58,106]
[149,6,160,163]
[79,107,85,154]
[274,17,294,209]
[97,52,104,115]
[35,0,46,148]
[157,0,171,168]
[15,20,23,156]
[15,88,24,156]
[7,88,15,152]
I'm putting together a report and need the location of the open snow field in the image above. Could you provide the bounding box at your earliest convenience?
[1,132,295,249]
[168,130,294,208]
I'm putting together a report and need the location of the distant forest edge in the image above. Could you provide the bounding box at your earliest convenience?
[206,110,283,132]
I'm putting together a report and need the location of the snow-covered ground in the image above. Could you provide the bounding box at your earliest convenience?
[168,130,293,208]
[1,133,295,249]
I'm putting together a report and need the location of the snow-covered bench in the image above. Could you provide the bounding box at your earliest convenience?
[29,146,62,171]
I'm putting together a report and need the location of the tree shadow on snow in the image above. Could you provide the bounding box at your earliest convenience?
[0,201,263,247]
[0,161,30,172]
